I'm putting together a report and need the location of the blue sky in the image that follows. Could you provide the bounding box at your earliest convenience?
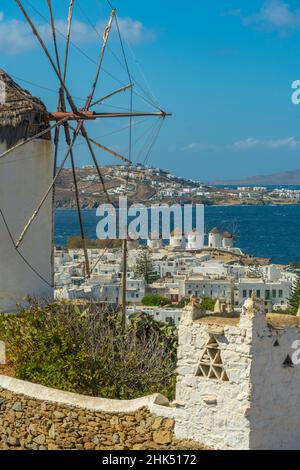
[1,0,300,181]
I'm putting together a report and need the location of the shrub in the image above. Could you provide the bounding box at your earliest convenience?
[173,299,189,309]
[0,302,177,400]
[142,294,171,307]
[201,297,216,312]
[68,236,122,249]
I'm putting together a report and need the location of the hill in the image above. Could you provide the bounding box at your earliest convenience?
[212,169,300,186]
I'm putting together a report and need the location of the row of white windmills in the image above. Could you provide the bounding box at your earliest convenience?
[147,227,234,251]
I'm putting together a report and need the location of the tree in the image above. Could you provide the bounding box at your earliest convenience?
[142,294,170,307]
[288,274,300,315]
[134,248,159,284]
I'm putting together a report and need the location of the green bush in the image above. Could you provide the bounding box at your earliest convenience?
[141,294,171,307]
[172,299,189,309]
[0,303,177,400]
[288,273,300,315]
[201,297,216,312]
[68,236,122,249]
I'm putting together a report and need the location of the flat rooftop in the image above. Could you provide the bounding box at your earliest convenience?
[195,314,300,329]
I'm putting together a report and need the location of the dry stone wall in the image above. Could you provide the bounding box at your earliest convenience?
[0,391,171,450]
[0,386,174,450]
[0,377,204,451]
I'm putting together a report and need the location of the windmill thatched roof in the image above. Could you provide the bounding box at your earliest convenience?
[0,69,50,149]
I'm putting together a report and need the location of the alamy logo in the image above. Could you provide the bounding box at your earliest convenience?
[291,80,300,105]
[291,340,300,365]
[96,196,205,246]
[0,80,6,105]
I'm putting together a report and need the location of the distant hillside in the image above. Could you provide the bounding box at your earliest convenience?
[213,169,300,186]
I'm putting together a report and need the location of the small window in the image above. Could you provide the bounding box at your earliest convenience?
[283,355,294,368]
[196,336,229,382]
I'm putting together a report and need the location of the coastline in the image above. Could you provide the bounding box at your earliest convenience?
[55,202,300,210]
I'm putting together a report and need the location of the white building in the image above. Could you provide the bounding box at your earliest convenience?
[237,277,292,310]
[127,305,183,326]
[169,231,186,250]
[208,227,223,249]
[222,232,234,249]
[0,70,53,312]
[147,232,163,251]
[186,230,204,251]
[175,296,300,449]
[178,276,234,306]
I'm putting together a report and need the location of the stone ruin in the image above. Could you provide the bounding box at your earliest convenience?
[175,294,300,449]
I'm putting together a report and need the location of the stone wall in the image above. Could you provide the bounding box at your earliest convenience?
[3,297,300,450]
[0,378,170,450]
[0,376,204,451]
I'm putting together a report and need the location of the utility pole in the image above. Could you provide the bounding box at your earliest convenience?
[121,238,127,331]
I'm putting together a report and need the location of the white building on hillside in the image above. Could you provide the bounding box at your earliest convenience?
[208,228,223,249]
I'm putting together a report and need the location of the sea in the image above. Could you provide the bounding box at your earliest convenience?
[55,204,300,265]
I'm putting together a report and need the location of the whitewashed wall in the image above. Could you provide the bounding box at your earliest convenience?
[248,322,300,450]
[0,139,54,312]
[175,300,300,450]
[175,318,252,450]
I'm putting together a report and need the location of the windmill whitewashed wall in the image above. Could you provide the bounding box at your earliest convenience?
[0,70,54,312]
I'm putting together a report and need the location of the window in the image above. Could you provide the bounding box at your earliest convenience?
[265,290,270,300]
[256,290,261,298]
[243,290,247,298]
[272,290,276,298]
[279,290,283,298]
[196,336,229,382]
[283,355,294,368]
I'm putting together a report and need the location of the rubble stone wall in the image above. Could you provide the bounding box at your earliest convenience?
[0,377,177,451]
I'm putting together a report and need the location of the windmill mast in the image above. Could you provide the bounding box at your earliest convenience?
[4,0,171,315]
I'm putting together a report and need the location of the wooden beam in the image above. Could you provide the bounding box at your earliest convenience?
[90,84,133,108]
[48,111,171,121]
[84,9,116,110]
